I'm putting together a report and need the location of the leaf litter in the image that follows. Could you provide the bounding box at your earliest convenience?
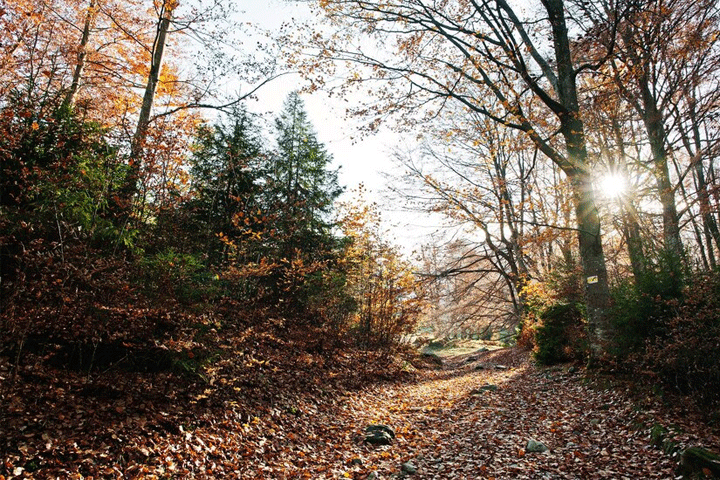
[1,339,717,479]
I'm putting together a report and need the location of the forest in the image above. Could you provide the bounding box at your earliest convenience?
[1,0,720,478]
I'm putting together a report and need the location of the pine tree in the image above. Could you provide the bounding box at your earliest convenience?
[184,107,265,265]
[267,91,343,261]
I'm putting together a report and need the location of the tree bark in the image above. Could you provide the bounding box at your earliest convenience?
[638,78,684,258]
[121,2,173,208]
[63,0,96,109]
[543,0,612,350]
[610,119,646,279]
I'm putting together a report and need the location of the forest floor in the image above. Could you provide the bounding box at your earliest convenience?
[2,338,718,479]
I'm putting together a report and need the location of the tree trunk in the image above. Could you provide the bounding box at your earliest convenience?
[566,130,612,350]
[121,3,173,209]
[624,208,645,277]
[611,119,645,279]
[639,79,684,258]
[544,0,612,351]
[692,219,711,270]
[687,96,720,263]
[63,0,96,109]
[617,16,685,259]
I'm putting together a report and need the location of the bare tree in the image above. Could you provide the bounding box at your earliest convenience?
[581,0,720,263]
[308,0,623,351]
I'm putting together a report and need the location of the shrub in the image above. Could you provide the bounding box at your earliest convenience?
[302,269,357,332]
[137,249,219,305]
[515,319,536,351]
[515,278,588,363]
[642,270,720,409]
[515,279,552,350]
[609,249,685,357]
[532,302,588,365]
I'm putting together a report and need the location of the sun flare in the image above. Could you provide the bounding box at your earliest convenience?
[599,173,627,199]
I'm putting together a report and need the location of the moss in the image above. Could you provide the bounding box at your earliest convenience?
[679,447,720,479]
[650,423,667,448]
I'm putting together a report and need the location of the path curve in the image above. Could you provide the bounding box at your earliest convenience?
[276,347,687,479]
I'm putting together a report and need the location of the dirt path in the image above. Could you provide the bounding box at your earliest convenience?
[263,347,709,479]
[5,346,714,478]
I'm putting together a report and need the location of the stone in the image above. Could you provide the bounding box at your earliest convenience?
[401,461,418,474]
[526,439,549,453]
[421,352,443,367]
[679,446,720,479]
[471,385,498,394]
[365,431,392,445]
[365,424,395,445]
[366,424,395,438]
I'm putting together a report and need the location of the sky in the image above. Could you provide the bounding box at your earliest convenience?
[230,1,639,257]
[235,1,438,253]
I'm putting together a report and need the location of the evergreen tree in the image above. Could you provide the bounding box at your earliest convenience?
[183,107,265,265]
[265,92,343,260]
[263,92,345,313]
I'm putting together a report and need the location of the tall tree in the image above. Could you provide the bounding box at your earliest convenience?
[606,0,684,258]
[63,0,97,109]
[184,106,265,264]
[268,91,343,261]
[308,0,620,351]
[581,74,649,280]
[122,0,176,209]
[338,188,424,346]
[580,0,720,263]
[393,114,535,320]
[674,86,720,267]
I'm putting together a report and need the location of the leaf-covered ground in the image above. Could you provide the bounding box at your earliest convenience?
[1,340,717,479]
